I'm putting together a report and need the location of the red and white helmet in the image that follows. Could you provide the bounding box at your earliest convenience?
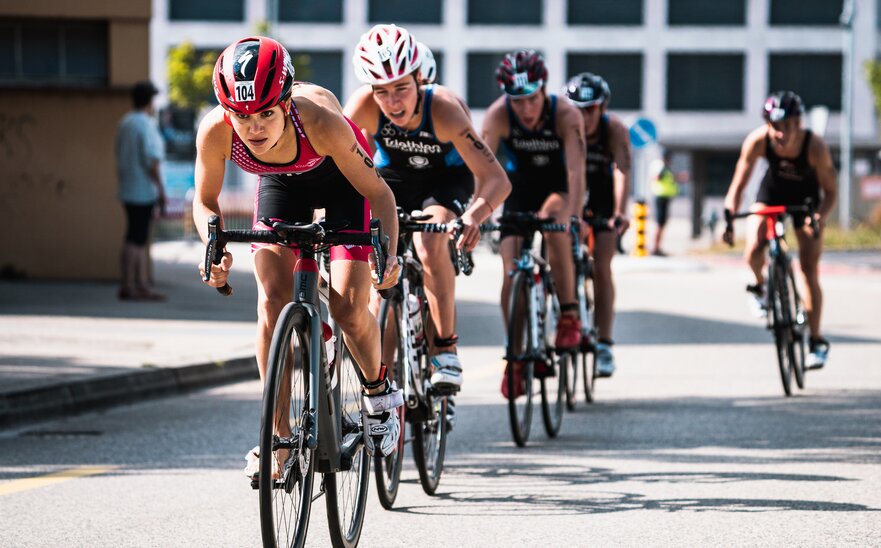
[213,36,294,114]
[353,24,422,85]
[418,42,437,84]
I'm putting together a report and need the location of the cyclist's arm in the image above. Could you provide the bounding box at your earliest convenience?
[307,100,398,257]
[608,115,632,221]
[724,126,765,213]
[434,90,511,225]
[192,107,231,244]
[810,135,838,222]
[557,100,587,218]
[343,85,380,155]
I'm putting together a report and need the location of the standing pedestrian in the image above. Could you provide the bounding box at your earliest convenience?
[117,81,166,301]
[651,149,678,256]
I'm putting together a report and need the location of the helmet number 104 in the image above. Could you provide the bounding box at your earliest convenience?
[235,81,255,103]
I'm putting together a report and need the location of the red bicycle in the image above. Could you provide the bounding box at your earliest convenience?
[725,203,817,396]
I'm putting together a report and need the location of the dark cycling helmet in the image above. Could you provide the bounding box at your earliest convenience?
[563,72,610,108]
[762,90,804,122]
[213,36,295,114]
[495,50,548,97]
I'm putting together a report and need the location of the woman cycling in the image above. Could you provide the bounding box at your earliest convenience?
[563,72,632,379]
[193,36,403,464]
[344,24,511,393]
[480,50,586,396]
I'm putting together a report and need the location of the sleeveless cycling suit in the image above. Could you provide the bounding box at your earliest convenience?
[373,85,474,215]
[224,99,371,261]
[501,94,567,213]
[756,130,820,206]
[584,114,615,227]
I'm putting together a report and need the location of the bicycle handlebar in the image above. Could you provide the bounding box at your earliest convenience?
[723,200,818,246]
[204,215,393,297]
[395,209,474,276]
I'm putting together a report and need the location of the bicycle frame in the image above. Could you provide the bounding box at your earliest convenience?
[511,237,552,361]
[289,249,360,474]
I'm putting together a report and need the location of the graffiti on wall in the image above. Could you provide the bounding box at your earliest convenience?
[0,113,69,212]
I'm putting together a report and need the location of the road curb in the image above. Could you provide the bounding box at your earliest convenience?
[0,357,258,430]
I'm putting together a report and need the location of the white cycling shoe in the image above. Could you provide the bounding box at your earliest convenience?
[361,383,404,457]
[430,352,464,390]
[595,343,616,378]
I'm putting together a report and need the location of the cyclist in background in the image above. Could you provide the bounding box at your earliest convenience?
[723,91,837,369]
[563,72,631,378]
[194,37,403,462]
[481,50,586,394]
[345,24,511,393]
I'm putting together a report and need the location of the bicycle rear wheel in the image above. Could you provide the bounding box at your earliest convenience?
[412,392,448,495]
[506,271,535,447]
[564,346,578,411]
[325,341,370,548]
[373,297,406,509]
[540,282,566,437]
[259,304,315,548]
[769,261,797,396]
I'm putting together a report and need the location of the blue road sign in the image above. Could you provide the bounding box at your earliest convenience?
[629,118,657,149]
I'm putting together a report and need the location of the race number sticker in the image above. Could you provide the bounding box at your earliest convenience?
[235,81,255,103]
[513,72,530,89]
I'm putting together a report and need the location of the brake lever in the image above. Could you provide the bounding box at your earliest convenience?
[206,215,233,296]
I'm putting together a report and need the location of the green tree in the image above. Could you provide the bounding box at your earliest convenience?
[865,59,881,125]
[167,41,217,110]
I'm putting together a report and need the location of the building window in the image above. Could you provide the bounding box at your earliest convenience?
[0,19,107,86]
[467,52,507,108]
[768,53,842,111]
[769,0,843,26]
[669,0,745,25]
[568,0,643,25]
[279,0,343,23]
[667,53,744,111]
[468,0,542,25]
[369,0,442,24]
[290,50,343,100]
[566,53,643,110]
[169,0,244,22]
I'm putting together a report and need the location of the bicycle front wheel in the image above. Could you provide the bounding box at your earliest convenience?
[325,341,370,548]
[784,260,807,390]
[540,282,565,437]
[372,297,406,509]
[259,304,315,548]
[506,271,535,447]
[769,261,796,396]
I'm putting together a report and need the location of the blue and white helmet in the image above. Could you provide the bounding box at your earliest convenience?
[563,72,610,108]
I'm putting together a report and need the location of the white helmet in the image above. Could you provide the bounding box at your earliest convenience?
[419,42,436,84]
[353,24,422,85]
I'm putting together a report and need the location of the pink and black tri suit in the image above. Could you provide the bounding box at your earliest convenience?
[225,99,371,261]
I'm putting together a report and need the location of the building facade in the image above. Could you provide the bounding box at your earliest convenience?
[150,0,880,219]
[1,1,153,279]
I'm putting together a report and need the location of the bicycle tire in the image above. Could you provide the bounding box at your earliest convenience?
[259,304,315,548]
[785,260,807,390]
[564,344,578,411]
[325,341,370,548]
[769,261,795,396]
[412,393,448,495]
[506,271,535,447]
[540,281,565,437]
[580,259,596,404]
[372,297,406,509]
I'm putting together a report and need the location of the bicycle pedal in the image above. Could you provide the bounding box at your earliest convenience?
[250,476,259,490]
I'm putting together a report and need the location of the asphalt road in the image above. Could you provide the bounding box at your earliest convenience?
[1,250,880,547]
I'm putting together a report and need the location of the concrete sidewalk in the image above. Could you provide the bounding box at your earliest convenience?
[0,215,876,429]
[0,241,260,428]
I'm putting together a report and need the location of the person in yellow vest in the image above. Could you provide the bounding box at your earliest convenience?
[651,149,678,256]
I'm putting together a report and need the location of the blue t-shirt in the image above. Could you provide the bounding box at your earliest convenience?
[116,111,164,204]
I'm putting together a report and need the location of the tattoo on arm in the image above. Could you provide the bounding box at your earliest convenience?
[460,129,497,163]
[350,141,375,169]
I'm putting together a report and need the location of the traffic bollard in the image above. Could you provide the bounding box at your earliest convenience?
[632,199,648,257]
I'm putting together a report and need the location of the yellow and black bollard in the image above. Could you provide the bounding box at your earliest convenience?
[632,199,648,257]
